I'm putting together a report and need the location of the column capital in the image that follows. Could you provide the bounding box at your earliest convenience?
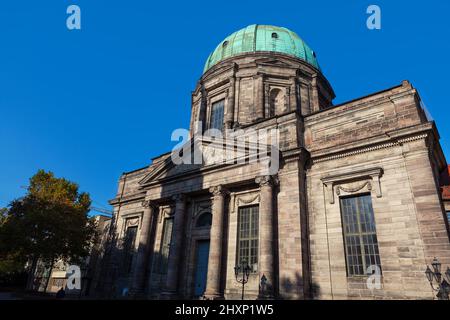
[141,200,157,210]
[209,185,229,197]
[171,194,186,203]
[256,175,279,187]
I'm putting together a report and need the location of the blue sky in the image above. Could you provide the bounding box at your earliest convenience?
[1,0,449,211]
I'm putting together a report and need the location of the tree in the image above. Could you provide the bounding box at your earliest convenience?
[0,170,98,292]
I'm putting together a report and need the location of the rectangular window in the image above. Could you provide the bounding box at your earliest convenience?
[159,217,174,274]
[447,211,450,224]
[123,226,138,274]
[209,100,224,132]
[340,194,381,276]
[237,205,259,272]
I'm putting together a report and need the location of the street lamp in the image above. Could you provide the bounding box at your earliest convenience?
[424,257,450,300]
[234,260,251,300]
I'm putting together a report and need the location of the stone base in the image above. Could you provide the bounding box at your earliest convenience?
[160,291,179,300]
[203,293,225,300]
[257,294,275,300]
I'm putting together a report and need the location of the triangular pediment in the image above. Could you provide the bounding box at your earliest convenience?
[139,135,277,186]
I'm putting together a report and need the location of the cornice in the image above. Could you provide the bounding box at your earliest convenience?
[109,192,146,206]
[311,123,434,164]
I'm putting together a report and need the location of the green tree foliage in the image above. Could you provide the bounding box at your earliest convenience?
[0,170,98,280]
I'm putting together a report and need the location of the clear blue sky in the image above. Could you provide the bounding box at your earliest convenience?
[1,0,449,211]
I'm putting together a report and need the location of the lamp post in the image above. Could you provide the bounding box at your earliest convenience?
[424,257,450,300]
[234,260,251,300]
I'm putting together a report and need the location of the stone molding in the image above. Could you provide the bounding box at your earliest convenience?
[313,133,429,164]
[209,185,229,197]
[158,206,174,223]
[255,175,279,187]
[141,200,157,210]
[321,167,383,204]
[230,190,260,214]
[191,199,212,221]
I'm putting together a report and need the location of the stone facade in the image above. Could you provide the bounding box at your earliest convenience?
[99,31,450,300]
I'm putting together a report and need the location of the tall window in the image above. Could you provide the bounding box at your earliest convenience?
[159,217,174,274]
[340,194,381,276]
[237,205,259,272]
[123,226,138,274]
[209,100,224,132]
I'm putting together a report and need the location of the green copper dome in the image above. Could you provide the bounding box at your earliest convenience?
[203,24,319,74]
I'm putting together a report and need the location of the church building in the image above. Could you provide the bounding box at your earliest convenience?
[102,25,450,300]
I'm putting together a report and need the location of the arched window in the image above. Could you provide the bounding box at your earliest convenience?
[196,212,212,228]
[269,88,284,117]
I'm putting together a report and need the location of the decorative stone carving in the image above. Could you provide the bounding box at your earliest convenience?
[209,185,228,197]
[159,206,174,223]
[238,194,260,205]
[141,199,157,210]
[191,200,212,221]
[321,167,383,204]
[336,181,372,195]
[125,217,139,228]
[230,190,260,214]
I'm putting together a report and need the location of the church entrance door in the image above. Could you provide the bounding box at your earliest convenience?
[194,240,210,297]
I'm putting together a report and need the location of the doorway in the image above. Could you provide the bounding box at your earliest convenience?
[193,240,210,297]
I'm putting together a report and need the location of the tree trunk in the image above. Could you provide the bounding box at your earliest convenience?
[26,256,38,291]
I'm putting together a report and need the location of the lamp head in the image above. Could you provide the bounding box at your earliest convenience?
[234,265,240,278]
[432,257,441,274]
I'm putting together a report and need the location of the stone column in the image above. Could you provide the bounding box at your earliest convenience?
[311,74,320,112]
[289,78,297,112]
[256,175,277,299]
[254,74,264,120]
[234,78,241,124]
[130,200,156,297]
[163,195,186,298]
[204,185,228,299]
[225,77,235,129]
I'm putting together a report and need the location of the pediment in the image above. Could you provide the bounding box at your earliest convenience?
[139,135,277,186]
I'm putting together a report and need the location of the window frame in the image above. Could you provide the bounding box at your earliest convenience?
[339,193,382,277]
[159,216,174,274]
[236,205,259,273]
[123,225,138,274]
[208,99,225,132]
